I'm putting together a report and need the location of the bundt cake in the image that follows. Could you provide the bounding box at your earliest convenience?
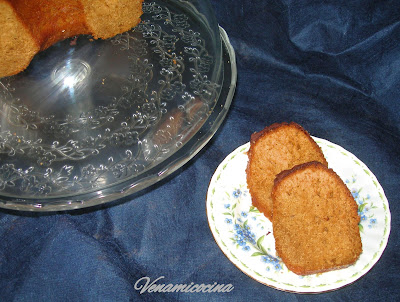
[272,161,362,275]
[246,122,328,220]
[0,0,143,77]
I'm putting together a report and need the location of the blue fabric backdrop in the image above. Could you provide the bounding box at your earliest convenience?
[1,0,399,301]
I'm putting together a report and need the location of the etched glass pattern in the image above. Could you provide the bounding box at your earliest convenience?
[0,1,235,210]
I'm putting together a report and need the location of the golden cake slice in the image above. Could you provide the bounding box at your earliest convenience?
[272,161,362,275]
[0,0,40,78]
[246,122,327,220]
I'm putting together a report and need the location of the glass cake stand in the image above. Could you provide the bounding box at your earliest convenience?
[0,0,237,211]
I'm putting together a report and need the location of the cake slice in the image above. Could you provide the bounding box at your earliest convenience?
[246,122,327,220]
[272,161,362,275]
[0,0,40,77]
[81,0,143,40]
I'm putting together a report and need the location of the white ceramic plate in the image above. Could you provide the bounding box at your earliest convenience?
[206,137,391,293]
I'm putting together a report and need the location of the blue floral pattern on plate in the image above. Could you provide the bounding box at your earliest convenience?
[207,137,391,293]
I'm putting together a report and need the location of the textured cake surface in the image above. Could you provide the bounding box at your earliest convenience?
[246,122,328,220]
[272,161,362,275]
